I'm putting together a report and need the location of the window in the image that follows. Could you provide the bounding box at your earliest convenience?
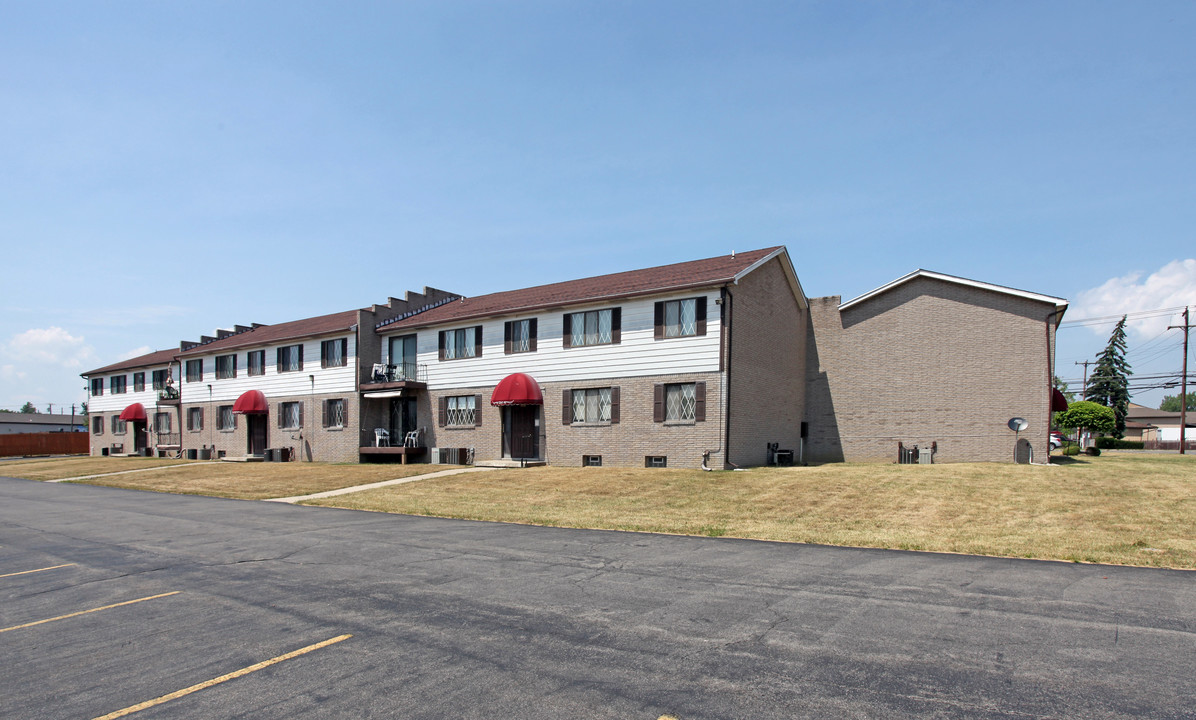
[321,338,347,368]
[154,413,171,433]
[133,372,145,392]
[323,399,345,429]
[277,345,303,373]
[90,378,103,396]
[565,387,620,425]
[217,405,235,431]
[645,456,668,468]
[216,354,237,379]
[440,395,478,427]
[439,327,481,360]
[563,308,621,348]
[247,350,265,376]
[152,369,169,390]
[110,375,127,394]
[187,407,203,432]
[653,382,706,423]
[504,319,537,354]
[583,455,602,467]
[92,416,104,435]
[111,416,126,435]
[655,297,707,339]
[185,359,203,383]
[279,401,303,429]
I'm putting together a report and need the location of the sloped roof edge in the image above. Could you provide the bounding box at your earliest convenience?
[838,269,1068,313]
[732,247,807,309]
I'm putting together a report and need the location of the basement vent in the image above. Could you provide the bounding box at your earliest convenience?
[433,447,474,465]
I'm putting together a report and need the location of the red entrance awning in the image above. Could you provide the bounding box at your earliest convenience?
[232,389,269,414]
[491,373,544,406]
[119,403,147,421]
[1051,388,1069,412]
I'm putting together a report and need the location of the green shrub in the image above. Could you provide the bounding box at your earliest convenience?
[1063,445,1081,456]
[1085,447,1102,456]
[1096,437,1116,449]
[1095,437,1144,450]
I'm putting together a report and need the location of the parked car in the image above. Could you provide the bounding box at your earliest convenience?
[1049,431,1064,450]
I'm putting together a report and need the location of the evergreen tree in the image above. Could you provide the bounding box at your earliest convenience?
[1085,316,1132,437]
[19,401,37,414]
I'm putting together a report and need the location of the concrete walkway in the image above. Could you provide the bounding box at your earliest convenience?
[264,465,497,504]
[47,462,221,484]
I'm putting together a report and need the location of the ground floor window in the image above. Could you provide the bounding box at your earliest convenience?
[279,401,303,430]
[443,395,477,427]
[154,413,171,433]
[583,455,602,467]
[187,407,203,432]
[655,382,706,423]
[323,399,345,428]
[92,416,104,435]
[217,405,235,431]
[645,455,668,468]
[111,416,126,435]
[569,387,615,424]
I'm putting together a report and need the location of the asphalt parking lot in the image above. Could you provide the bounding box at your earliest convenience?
[2,475,1194,719]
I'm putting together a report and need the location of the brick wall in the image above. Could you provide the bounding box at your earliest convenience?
[804,278,1056,463]
[425,373,725,469]
[725,257,807,467]
[179,392,361,463]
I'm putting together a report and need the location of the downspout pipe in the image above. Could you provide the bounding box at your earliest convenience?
[722,285,734,468]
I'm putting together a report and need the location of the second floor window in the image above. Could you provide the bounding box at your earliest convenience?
[277,345,303,373]
[655,298,706,339]
[110,376,126,394]
[247,350,265,376]
[504,319,537,354]
[185,359,203,383]
[439,327,481,361]
[321,338,347,368]
[133,372,145,392]
[216,354,237,379]
[564,308,621,348]
[152,369,169,390]
[91,378,103,396]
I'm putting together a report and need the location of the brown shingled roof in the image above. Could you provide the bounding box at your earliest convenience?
[177,309,360,356]
[81,348,181,377]
[382,247,785,330]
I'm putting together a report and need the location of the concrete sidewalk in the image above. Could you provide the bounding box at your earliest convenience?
[263,465,496,503]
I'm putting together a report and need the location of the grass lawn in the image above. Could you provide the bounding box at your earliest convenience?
[0,456,444,501]
[5,453,1193,568]
[306,452,1196,569]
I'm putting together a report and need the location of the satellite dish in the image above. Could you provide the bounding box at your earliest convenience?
[1008,417,1029,432]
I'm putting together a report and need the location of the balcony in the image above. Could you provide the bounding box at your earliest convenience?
[156,387,181,406]
[155,432,181,448]
[361,362,428,392]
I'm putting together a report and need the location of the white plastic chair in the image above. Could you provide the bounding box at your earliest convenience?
[372,364,387,382]
[404,428,421,447]
[374,428,390,447]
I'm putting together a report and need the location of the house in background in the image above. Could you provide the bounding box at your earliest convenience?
[81,248,1067,466]
[1127,403,1195,447]
[0,412,85,434]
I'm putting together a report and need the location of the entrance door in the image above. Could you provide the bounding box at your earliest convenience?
[503,406,539,459]
[246,415,267,456]
[389,397,417,444]
[132,421,147,453]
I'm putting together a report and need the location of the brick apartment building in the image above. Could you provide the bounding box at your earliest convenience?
[82,248,1067,466]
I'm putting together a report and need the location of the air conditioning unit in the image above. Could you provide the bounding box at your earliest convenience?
[430,447,440,464]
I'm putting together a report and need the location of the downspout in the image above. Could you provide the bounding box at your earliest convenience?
[722,285,734,468]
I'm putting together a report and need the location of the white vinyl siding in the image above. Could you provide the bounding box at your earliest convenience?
[86,364,175,414]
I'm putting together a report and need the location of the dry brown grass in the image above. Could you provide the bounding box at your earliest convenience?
[1,457,442,501]
[307,453,1196,569]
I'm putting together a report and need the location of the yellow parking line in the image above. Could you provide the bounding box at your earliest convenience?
[93,634,353,720]
[0,563,75,579]
[0,591,180,634]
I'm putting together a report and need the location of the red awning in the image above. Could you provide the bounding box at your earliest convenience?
[119,403,147,421]
[490,373,544,406]
[232,389,269,414]
[1051,388,1069,412]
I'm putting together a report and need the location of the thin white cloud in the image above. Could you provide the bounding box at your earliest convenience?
[1,364,28,381]
[3,327,96,368]
[118,345,154,361]
[1071,259,1196,338]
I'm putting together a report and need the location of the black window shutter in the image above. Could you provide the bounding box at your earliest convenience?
[529,318,538,352]
[653,385,664,423]
[322,400,329,428]
[438,397,447,427]
[297,345,304,371]
[298,402,304,428]
[610,387,620,424]
[694,382,706,422]
[611,308,622,344]
[474,326,483,358]
[276,348,283,373]
[438,331,447,360]
[474,395,483,426]
[504,321,512,354]
[562,389,572,425]
[277,404,284,429]
[696,297,708,336]
[199,407,204,430]
[654,302,664,340]
[562,313,572,348]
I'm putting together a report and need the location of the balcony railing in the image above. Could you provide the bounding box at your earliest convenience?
[156,432,181,447]
[364,362,427,385]
[157,387,180,402]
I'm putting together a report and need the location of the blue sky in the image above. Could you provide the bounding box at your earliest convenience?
[2,1,1193,414]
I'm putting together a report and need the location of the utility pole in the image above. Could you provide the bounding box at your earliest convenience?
[1168,307,1191,455]
[1075,360,1093,395]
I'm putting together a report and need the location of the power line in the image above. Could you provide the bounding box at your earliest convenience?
[1059,306,1188,329]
